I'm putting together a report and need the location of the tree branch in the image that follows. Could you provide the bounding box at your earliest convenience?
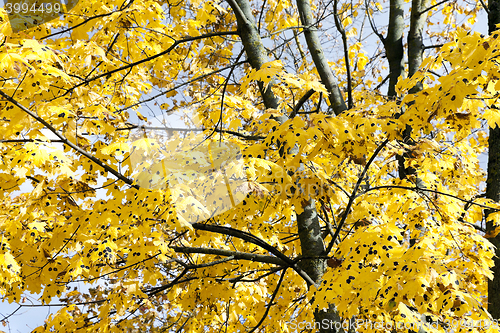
[290,89,315,118]
[191,222,316,286]
[418,0,449,15]
[145,269,196,296]
[296,0,347,115]
[327,139,389,254]
[0,139,65,143]
[116,60,247,114]
[423,43,444,50]
[333,0,353,109]
[365,0,385,42]
[375,74,390,91]
[58,30,239,98]
[248,268,287,333]
[0,90,136,188]
[170,246,286,265]
[40,0,136,40]
[226,0,282,111]
[364,185,500,211]
[116,125,266,140]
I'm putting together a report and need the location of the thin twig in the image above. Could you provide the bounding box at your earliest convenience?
[248,268,287,333]
[117,125,266,140]
[40,0,136,40]
[116,61,246,114]
[334,0,353,109]
[365,0,385,42]
[0,139,65,143]
[418,0,450,15]
[423,44,444,50]
[25,225,81,279]
[56,30,239,98]
[363,185,499,211]
[327,138,389,254]
[0,90,136,188]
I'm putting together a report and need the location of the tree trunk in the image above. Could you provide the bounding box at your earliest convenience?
[296,0,347,115]
[385,0,405,98]
[227,0,280,111]
[397,0,428,184]
[408,0,430,92]
[486,0,500,319]
[295,0,353,331]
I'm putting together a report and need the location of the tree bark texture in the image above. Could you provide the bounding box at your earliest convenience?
[487,0,500,319]
[296,0,347,115]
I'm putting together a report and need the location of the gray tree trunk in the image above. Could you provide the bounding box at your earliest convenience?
[396,0,428,183]
[296,0,347,115]
[385,0,405,98]
[295,0,354,331]
[227,0,280,111]
[227,1,351,331]
[408,0,430,92]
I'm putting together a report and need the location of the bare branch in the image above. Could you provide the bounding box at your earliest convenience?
[365,0,385,42]
[116,125,266,140]
[423,44,444,50]
[116,60,247,114]
[374,74,390,91]
[363,185,500,211]
[145,269,195,296]
[248,268,287,333]
[418,0,450,15]
[170,246,286,265]
[191,222,316,286]
[333,0,353,109]
[290,89,315,118]
[0,139,65,143]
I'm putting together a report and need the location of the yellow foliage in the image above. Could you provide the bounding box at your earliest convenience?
[0,0,497,332]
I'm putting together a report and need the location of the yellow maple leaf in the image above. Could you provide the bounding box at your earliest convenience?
[101,142,130,156]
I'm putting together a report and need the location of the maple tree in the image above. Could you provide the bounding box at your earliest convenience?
[1,0,500,332]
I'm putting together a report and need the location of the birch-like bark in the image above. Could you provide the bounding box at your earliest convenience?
[385,0,405,98]
[397,0,426,252]
[408,0,430,92]
[397,0,428,182]
[227,0,281,111]
[296,0,347,115]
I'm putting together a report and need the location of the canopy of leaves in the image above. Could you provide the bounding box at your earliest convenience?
[0,0,499,332]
